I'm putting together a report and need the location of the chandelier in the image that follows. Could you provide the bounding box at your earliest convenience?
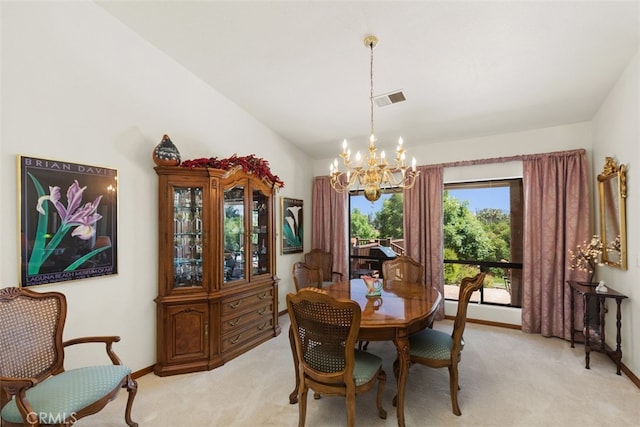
[329,35,419,202]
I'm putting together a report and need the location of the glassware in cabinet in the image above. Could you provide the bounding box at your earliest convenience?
[252,189,270,276]
[223,185,245,283]
[173,186,204,288]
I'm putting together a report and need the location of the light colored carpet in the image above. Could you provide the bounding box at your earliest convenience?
[78,315,639,426]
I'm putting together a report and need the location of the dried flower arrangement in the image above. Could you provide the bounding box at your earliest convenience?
[180,154,284,187]
[568,235,603,282]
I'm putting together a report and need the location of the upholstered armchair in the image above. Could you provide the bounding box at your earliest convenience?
[0,287,138,426]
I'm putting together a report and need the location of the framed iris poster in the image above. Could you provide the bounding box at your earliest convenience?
[18,156,118,286]
[281,197,303,254]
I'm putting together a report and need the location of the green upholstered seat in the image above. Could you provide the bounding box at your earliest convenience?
[1,365,132,424]
[409,328,453,360]
[304,345,383,387]
[353,349,384,386]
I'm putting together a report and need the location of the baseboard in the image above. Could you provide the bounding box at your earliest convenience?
[603,343,640,389]
[132,365,154,379]
[619,362,640,388]
[445,315,522,330]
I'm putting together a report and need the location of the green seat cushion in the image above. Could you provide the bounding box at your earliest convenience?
[304,345,382,387]
[1,365,131,424]
[409,328,453,360]
[353,349,383,386]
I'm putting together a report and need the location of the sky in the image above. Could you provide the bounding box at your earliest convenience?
[350,193,391,216]
[350,187,510,216]
[448,187,510,213]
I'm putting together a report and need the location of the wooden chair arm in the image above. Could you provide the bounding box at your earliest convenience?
[63,336,123,365]
[0,376,39,425]
[0,376,39,395]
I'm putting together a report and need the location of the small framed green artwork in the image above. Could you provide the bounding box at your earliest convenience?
[18,155,118,286]
[281,197,303,254]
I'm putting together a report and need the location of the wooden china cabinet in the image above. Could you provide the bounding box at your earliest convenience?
[154,165,281,376]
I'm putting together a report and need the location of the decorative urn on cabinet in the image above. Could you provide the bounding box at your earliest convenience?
[153,134,181,166]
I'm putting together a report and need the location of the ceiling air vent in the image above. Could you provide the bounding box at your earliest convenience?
[373,90,406,107]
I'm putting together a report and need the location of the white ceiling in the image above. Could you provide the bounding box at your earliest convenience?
[97,1,640,160]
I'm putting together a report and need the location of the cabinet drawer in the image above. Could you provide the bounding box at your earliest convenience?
[221,318,274,354]
[221,301,273,334]
[221,287,273,316]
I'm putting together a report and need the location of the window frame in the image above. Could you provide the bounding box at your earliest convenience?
[443,178,523,308]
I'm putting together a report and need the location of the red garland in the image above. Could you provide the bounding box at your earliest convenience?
[180,154,284,187]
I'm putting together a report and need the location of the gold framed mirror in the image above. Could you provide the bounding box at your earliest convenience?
[597,157,627,269]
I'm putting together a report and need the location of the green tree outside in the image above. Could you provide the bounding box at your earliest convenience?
[224,206,243,251]
[443,192,511,289]
[350,190,512,291]
[443,191,493,260]
[375,193,403,239]
[350,208,379,240]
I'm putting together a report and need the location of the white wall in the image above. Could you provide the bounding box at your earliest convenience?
[1,1,313,372]
[592,49,639,379]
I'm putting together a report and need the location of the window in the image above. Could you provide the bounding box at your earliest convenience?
[348,191,403,278]
[444,179,523,307]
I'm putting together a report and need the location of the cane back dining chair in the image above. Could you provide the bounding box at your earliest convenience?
[287,288,387,427]
[292,262,323,291]
[394,272,485,416]
[0,287,138,427]
[289,261,325,403]
[382,255,424,283]
[304,249,343,286]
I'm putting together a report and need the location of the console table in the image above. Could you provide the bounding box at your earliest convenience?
[567,281,628,375]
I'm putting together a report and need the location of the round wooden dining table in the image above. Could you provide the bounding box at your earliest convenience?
[290,278,441,427]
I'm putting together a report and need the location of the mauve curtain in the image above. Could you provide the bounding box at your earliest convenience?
[521,150,590,339]
[311,176,348,279]
[404,165,445,319]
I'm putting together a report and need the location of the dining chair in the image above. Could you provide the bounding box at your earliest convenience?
[393,272,486,416]
[287,288,387,427]
[304,248,343,286]
[289,261,324,403]
[292,261,323,291]
[0,287,138,427]
[382,255,424,283]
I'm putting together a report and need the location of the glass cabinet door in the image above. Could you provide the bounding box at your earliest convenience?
[252,188,270,277]
[173,186,203,288]
[223,186,245,283]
